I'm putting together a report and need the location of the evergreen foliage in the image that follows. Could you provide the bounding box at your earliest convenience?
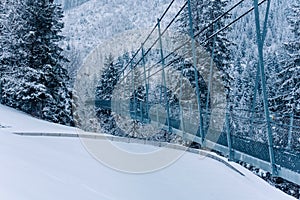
[177,0,233,93]
[0,0,73,125]
[274,0,300,115]
[95,54,124,135]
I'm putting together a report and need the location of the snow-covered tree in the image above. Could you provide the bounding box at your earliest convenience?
[0,1,8,100]
[274,0,300,115]
[0,1,20,78]
[1,0,73,125]
[177,0,233,94]
[95,54,124,135]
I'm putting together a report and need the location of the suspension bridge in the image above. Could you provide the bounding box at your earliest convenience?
[74,0,300,185]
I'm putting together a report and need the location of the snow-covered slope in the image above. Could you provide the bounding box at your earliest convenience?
[0,104,295,200]
[55,0,90,10]
[0,105,77,133]
[61,0,183,61]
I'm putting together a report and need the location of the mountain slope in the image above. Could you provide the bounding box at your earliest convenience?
[61,0,183,59]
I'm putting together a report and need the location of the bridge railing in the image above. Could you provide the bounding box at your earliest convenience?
[94,0,300,185]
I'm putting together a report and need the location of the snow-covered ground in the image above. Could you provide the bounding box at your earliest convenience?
[0,104,295,200]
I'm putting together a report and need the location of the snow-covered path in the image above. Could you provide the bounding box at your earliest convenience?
[0,105,295,200]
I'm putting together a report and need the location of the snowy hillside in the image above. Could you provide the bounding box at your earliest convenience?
[61,0,183,60]
[55,0,90,10]
[0,105,295,200]
[60,0,294,70]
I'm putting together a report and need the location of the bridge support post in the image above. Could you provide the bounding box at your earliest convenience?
[122,70,126,116]
[287,112,294,150]
[253,0,277,175]
[249,65,260,137]
[187,0,205,147]
[250,0,272,137]
[179,60,186,140]
[141,44,149,123]
[131,60,137,120]
[157,18,171,133]
[226,105,234,161]
[205,23,217,138]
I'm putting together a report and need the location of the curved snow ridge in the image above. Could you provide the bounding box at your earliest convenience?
[12,131,244,176]
[0,132,293,200]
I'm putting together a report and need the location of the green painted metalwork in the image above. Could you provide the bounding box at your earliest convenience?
[187,0,205,146]
[250,0,271,137]
[92,0,300,184]
[157,18,171,132]
[288,112,294,150]
[205,23,217,137]
[226,105,233,161]
[141,44,149,123]
[253,0,276,175]
[131,59,137,120]
[179,60,186,140]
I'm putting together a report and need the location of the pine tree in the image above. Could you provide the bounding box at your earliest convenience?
[275,0,300,115]
[0,1,16,69]
[177,0,233,94]
[0,1,7,100]
[1,0,31,106]
[1,0,73,125]
[0,2,6,69]
[95,54,123,135]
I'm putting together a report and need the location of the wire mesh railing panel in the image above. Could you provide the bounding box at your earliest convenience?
[77,0,300,184]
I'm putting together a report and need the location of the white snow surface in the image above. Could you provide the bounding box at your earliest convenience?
[0,104,295,200]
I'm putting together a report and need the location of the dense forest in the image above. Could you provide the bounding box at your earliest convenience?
[1,0,299,145]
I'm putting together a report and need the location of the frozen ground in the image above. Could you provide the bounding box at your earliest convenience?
[0,104,295,200]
